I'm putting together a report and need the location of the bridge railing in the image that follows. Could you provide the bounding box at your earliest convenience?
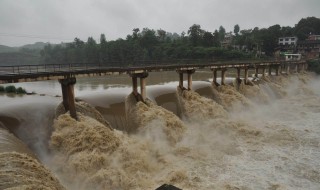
[0,59,305,77]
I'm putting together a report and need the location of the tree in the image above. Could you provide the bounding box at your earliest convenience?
[218,26,226,41]
[74,38,84,48]
[157,29,167,42]
[100,34,107,44]
[86,37,99,63]
[202,31,214,47]
[188,24,204,46]
[132,28,140,40]
[213,30,220,47]
[295,17,320,40]
[139,28,159,58]
[234,24,240,36]
[100,34,108,62]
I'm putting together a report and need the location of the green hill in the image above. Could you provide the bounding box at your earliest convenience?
[0,45,18,53]
[20,42,49,50]
[0,52,41,66]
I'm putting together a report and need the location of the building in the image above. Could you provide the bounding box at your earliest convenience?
[275,36,298,59]
[297,39,320,59]
[221,32,233,48]
[307,35,320,41]
[278,36,298,46]
[284,54,301,61]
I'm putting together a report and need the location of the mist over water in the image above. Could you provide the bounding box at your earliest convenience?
[1,72,320,189]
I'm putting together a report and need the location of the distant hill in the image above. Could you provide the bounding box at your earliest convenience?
[0,52,41,66]
[0,42,49,65]
[20,42,49,50]
[0,45,18,53]
[0,42,49,53]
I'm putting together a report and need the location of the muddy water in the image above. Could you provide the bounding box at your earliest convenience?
[0,71,320,189]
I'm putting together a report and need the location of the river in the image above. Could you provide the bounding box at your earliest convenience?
[0,70,320,189]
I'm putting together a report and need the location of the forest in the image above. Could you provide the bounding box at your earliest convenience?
[37,17,320,65]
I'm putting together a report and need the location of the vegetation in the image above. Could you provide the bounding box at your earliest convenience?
[308,59,320,74]
[0,42,47,66]
[1,17,320,66]
[38,17,320,65]
[0,85,27,94]
[16,87,27,94]
[5,85,16,93]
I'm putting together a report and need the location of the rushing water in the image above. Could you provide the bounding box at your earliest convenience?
[0,70,320,189]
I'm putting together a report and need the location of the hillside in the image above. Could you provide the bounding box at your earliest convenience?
[0,42,49,65]
[20,42,49,50]
[0,45,18,53]
[0,52,41,66]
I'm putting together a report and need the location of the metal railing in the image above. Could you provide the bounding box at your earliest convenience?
[0,59,305,79]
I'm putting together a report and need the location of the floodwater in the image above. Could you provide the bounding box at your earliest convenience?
[0,69,320,189]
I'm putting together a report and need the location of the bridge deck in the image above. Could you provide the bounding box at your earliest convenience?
[0,60,305,84]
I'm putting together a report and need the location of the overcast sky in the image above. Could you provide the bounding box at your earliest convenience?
[1,0,319,47]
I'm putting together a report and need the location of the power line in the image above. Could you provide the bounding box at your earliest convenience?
[0,32,74,41]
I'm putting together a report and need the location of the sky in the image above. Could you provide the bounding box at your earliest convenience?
[0,0,320,47]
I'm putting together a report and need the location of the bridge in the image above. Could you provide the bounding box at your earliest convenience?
[0,59,308,119]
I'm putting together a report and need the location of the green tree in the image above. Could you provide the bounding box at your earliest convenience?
[219,26,226,41]
[86,37,99,63]
[234,24,240,36]
[295,17,320,40]
[132,28,140,40]
[202,31,214,47]
[139,28,159,59]
[157,29,167,42]
[188,24,204,46]
[100,34,108,62]
[213,30,220,47]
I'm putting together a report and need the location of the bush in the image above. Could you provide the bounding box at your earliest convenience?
[308,59,320,74]
[16,87,27,94]
[5,85,16,93]
[0,86,4,92]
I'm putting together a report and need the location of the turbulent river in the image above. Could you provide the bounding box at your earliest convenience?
[0,70,320,190]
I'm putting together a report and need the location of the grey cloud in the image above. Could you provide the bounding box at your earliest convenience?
[0,0,319,46]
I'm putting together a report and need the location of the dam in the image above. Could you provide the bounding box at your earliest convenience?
[1,60,320,190]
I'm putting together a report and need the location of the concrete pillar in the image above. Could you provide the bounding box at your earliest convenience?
[255,68,259,78]
[301,63,305,72]
[275,66,280,76]
[132,76,138,96]
[295,64,298,73]
[262,67,266,77]
[268,66,272,76]
[60,84,69,112]
[187,71,192,90]
[244,68,249,84]
[237,68,241,80]
[212,69,218,85]
[67,84,77,120]
[286,64,290,74]
[179,72,183,89]
[129,72,149,101]
[177,69,195,90]
[140,77,146,101]
[59,78,77,120]
[221,69,227,85]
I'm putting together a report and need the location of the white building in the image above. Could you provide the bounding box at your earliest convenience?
[284,53,301,61]
[278,36,298,46]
